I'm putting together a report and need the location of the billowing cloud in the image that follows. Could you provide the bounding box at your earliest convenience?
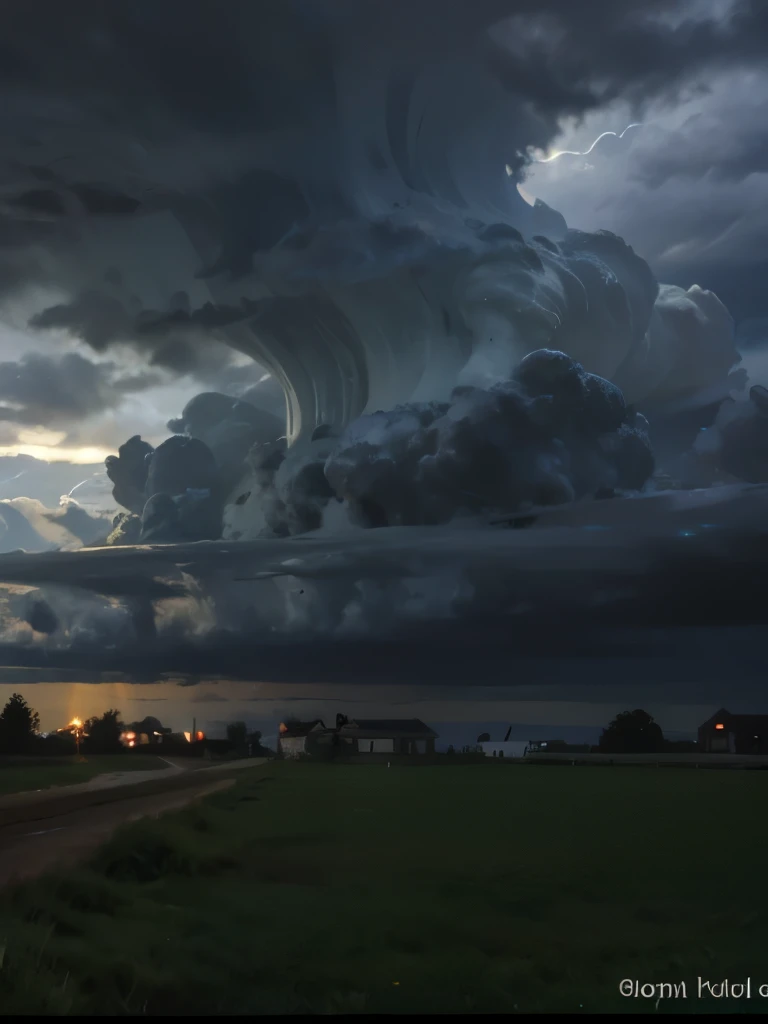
[1,480,768,693]
[0,0,767,699]
[0,1,763,333]
[525,56,768,323]
[0,1,760,482]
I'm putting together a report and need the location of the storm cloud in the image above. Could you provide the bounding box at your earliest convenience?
[28,288,258,378]
[0,1,764,344]
[1,0,768,684]
[525,7,768,324]
[0,351,160,427]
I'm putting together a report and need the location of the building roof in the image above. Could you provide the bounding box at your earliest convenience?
[126,716,171,735]
[279,719,325,738]
[339,718,437,739]
[700,709,768,730]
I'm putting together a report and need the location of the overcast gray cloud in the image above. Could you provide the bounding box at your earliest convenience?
[0,351,161,427]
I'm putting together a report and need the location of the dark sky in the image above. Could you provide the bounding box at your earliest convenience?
[1,1,768,728]
[0,0,766,456]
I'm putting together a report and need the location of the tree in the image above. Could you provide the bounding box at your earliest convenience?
[226,721,248,748]
[598,709,664,754]
[476,732,491,743]
[248,730,275,756]
[0,693,40,754]
[83,709,123,754]
[38,732,77,756]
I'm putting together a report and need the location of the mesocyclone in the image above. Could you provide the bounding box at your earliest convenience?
[163,15,739,444]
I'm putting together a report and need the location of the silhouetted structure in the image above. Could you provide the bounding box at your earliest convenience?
[120,716,172,747]
[527,739,568,753]
[698,709,768,754]
[337,718,437,754]
[278,720,327,758]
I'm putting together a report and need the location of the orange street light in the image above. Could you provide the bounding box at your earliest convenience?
[70,717,83,755]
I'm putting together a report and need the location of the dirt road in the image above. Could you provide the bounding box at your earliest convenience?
[0,759,266,886]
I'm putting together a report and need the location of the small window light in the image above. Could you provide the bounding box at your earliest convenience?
[715,723,724,730]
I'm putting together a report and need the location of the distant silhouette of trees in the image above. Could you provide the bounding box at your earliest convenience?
[0,693,40,754]
[247,730,274,755]
[38,732,77,756]
[599,709,664,754]
[226,721,248,747]
[83,709,124,754]
[476,732,491,743]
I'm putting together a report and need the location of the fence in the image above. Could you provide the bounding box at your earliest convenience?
[521,752,768,768]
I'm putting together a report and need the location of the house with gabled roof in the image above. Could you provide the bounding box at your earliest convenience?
[336,716,437,755]
[277,719,327,759]
[698,709,768,754]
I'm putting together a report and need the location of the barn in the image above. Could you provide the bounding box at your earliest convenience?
[337,718,437,755]
[277,720,328,758]
[698,709,768,754]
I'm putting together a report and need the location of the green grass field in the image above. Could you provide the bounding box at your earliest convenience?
[0,755,168,797]
[0,762,765,1014]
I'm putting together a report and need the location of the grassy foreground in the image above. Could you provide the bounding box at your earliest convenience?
[0,755,167,797]
[0,762,766,1014]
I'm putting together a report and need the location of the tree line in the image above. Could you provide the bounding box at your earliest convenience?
[473,710,696,754]
[597,709,696,754]
[0,694,271,757]
[0,693,124,755]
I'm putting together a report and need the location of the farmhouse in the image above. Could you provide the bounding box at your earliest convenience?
[119,716,171,747]
[698,709,768,754]
[119,717,204,748]
[337,717,437,754]
[277,720,328,758]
